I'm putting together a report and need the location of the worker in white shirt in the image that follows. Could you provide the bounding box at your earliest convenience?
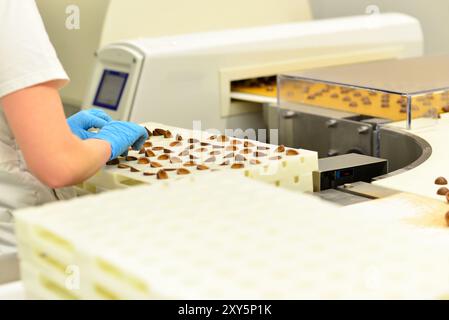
[0,0,147,236]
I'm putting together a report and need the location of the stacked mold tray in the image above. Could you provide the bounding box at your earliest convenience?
[14,173,449,299]
[85,122,318,193]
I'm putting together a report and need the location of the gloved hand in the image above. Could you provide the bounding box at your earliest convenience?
[67,109,113,140]
[90,121,148,160]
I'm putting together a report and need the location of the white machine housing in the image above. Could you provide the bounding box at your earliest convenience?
[38,0,311,108]
[83,13,423,131]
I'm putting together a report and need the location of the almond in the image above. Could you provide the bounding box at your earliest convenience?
[156,170,168,180]
[106,159,120,165]
[157,154,169,161]
[150,161,162,168]
[145,150,156,157]
[184,161,197,167]
[153,128,166,136]
[231,163,245,169]
[163,130,173,139]
[137,157,150,164]
[286,149,299,156]
[275,145,285,153]
[169,141,182,147]
[177,168,190,175]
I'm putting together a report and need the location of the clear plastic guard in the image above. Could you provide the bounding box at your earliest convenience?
[278,56,449,130]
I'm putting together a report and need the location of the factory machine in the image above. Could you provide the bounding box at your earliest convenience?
[6,12,449,299]
[83,13,423,132]
[81,12,427,201]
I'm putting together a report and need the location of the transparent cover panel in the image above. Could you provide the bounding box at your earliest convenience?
[278,56,449,129]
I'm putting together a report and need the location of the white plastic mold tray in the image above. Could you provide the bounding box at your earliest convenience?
[84,122,318,193]
[14,173,449,299]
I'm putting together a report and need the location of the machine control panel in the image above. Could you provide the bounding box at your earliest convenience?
[93,70,129,111]
[83,45,144,121]
[314,153,388,191]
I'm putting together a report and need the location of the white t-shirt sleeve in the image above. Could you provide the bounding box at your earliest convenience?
[0,0,69,98]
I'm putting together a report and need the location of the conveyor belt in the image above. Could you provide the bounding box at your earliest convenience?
[232,81,449,122]
[375,116,449,201]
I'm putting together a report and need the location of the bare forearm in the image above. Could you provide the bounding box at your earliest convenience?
[31,136,111,188]
[1,81,112,188]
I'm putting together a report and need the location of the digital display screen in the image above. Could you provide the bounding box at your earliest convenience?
[93,70,129,110]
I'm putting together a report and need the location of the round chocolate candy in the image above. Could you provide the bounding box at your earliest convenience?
[435,177,448,185]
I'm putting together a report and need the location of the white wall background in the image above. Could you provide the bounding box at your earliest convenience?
[310,0,449,55]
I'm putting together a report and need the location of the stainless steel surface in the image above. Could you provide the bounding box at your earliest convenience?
[315,188,370,206]
[318,153,387,172]
[262,103,279,144]
[275,102,431,179]
[338,181,400,199]
[279,109,373,158]
[281,102,356,119]
[283,55,449,94]
[377,125,432,175]
[315,182,400,206]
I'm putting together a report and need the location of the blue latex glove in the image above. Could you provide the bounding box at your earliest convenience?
[67,109,113,140]
[91,121,148,160]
